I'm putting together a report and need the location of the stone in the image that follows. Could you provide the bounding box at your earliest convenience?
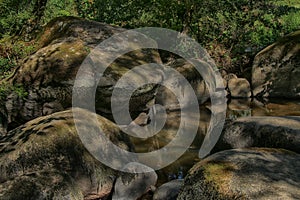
[252,30,300,98]
[0,108,133,199]
[155,59,211,110]
[0,102,7,136]
[112,162,157,200]
[214,116,300,154]
[227,99,252,121]
[3,16,162,131]
[153,179,183,200]
[227,77,251,98]
[177,148,300,200]
[223,73,238,82]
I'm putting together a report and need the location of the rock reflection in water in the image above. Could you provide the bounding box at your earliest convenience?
[227,98,300,119]
[128,99,300,185]
[129,106,211,185]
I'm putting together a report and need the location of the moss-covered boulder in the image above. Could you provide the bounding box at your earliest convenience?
[0,108,132,199]
[214,116,300,154]
[177,148,300,200]
[252,30,300,98]
[3,16,162,131]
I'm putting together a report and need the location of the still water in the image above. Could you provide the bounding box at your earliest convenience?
[129,99,300,185]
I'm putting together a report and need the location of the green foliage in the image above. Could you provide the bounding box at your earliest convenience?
[0,58,14,74]
[0,0,299,77]
[0,0,34,36]
[0,0,75,78]
[0,83,28,101]
[41,0,77,24]
[93,0,187,29]
[74,0,97,19]
[0,37,37,78]
[0,0,78,39]
[281,11,300,32]
[85,0,300,75]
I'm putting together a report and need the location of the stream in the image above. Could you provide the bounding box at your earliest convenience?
[128,99,300,186]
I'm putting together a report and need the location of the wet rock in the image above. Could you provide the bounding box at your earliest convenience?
[153,179,183,200]
[0,108,132,199]
[112,162,157,200]
[227,99,251,111]
[252,30,300,98]
[215,116,300,154]
[227,99,252,121]
[178,148,300,200]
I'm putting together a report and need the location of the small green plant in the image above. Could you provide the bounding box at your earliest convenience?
[0,37,37,79]
[281,12,300,32]
[0,83,28,101]
[13,84,29,98]
[0,58,15,74]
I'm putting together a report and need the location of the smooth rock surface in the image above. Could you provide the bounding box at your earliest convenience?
[0,108,132,199]
[112,162,157,200]
[252,30,300,98]
[215,116,300,154]
[228,77,251,98]
[178,148,300,200]
[153,179,183,200]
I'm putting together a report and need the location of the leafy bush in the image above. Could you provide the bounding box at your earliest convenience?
[0,0,78,39]
[88,0,300,75]
[0,0,76,78]
[0,37,37,78]
[1,0,299,78]
[0,0,34,37]
[0,83,28,101]
[42,0,77,24]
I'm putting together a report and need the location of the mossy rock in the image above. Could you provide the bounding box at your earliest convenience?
[178,148,300,200]
[252,30,300,98]
[2,16,162,131]
[0,108,132,199]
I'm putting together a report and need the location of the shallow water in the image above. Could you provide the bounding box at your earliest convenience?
[129,99,300,186]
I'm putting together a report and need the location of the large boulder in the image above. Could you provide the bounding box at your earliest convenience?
[112,163,157,200]
[0,108,132,199]
[0,102,7,135]
[152,179,183,200]
[178,148,300,200]
[223,73,251,98]
[214,116,300,154]
[155,59,210,110]
[227,77,251,98]
[2,16,162,131]
[252,30,300,98]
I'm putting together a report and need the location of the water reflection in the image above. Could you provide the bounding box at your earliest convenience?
[129,106,210,185]
[227,98,300,118]
[128,98,300,185]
